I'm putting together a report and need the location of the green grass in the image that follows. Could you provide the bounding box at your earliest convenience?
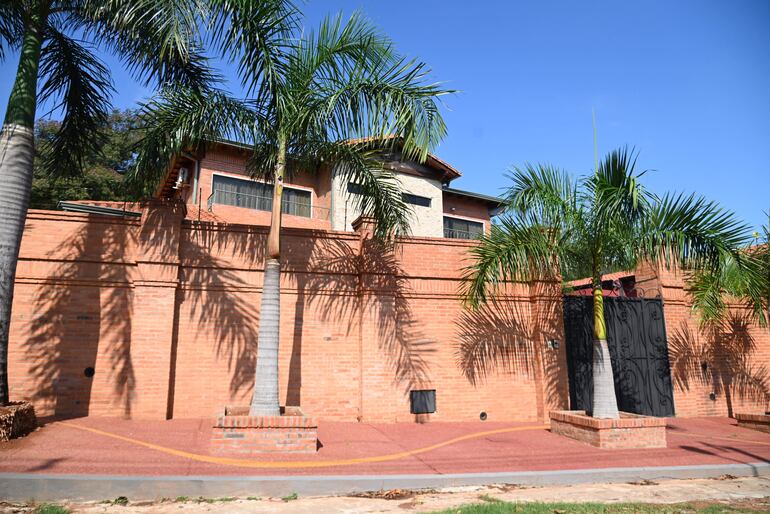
[281,492,298,502]
[34,505,70,514]
[428,501,764,513]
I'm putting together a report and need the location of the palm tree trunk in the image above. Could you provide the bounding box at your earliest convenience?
[591,281,619,418]
[0,10,46,406]
[250,135,287,416]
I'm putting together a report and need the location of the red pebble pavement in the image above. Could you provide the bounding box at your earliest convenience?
[0,417,768,477]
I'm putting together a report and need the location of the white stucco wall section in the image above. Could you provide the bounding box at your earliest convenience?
[330,164,445,237]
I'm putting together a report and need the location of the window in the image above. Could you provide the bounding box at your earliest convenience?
[443,216,484,239]
[348,182,431,208]
[282,187,312,217]
[347,182,365,195]
[402,193,431,207]
[211,174,312,217]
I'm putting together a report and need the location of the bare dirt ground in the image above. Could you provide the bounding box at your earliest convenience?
[3,475,770,513]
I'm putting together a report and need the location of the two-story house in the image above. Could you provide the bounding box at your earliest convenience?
[148,140,502,238]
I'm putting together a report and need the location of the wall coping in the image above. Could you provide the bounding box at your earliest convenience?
[550,410,667,429]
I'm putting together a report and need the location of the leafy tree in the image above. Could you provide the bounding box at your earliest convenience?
[0,0,214,406]
[462,147,752,419]
[30,110,143,209]
[135,11,452,416]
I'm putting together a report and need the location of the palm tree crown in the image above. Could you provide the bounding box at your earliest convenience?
[0,0,245,406]
[134,10,452,416]
[136,11,450,239]
[463,147,754,418]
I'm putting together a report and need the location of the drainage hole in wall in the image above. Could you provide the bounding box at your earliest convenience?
[84,367,95,378]
[479,411,487,421]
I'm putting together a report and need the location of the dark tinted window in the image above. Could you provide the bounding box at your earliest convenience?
[347,182,365,195]
[402,193,431,207]
[349,182,431,208]
[211,175,311,217]
[443,216,484,239]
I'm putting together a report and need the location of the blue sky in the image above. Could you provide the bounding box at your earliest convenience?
[2,0,769,230]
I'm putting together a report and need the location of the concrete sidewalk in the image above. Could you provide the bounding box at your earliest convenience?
[0,416,768,500]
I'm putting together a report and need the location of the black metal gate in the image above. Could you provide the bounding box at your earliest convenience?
[563,296,675,417]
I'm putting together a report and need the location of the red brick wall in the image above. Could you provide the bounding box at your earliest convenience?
[636,262,770,417]
[10,203,765,422]
[8,202,569,422]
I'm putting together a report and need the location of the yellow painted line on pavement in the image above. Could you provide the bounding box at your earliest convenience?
[60,422,549,469]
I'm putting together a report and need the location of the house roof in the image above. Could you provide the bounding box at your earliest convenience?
[156,136,463,198]
[343,135,462,180]
[443,186,504,206]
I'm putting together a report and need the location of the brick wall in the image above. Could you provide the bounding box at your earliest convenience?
[8,202,569,422]
[9,202,767,422]
[636,262,770,417]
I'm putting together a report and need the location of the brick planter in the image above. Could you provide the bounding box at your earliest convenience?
[549,410,667,449]
[0,401,37,441]
[211,406,318,455]
[735,413,770,434]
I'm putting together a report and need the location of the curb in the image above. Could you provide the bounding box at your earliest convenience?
[1,462,769,501]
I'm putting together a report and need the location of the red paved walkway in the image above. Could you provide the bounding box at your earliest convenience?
[1,417,768,476]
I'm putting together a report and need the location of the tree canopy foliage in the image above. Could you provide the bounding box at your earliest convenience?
[30,109,143,209]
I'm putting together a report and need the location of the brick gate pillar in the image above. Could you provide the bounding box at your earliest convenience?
[529,279,569,421]
[130,200,184,419]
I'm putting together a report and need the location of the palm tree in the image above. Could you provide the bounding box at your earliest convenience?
[689,215,769,327]
[135,12,451,416]
[0,0,247,406]
[463,147,753,419]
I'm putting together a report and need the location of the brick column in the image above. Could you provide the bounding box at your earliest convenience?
[352,216,375,422]
[530,279,569,421]
[130,200,184,419]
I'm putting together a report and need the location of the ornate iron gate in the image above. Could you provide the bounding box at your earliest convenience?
[563,296,675,417]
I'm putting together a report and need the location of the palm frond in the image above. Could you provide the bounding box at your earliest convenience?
[208,0,299,100]
[78,0,217,89]
[287,11,394,98]
[37,30,113,177]
[132,86,259,192]
[308,57,452,163]
[0,1,24,62]
[503,162,577,224]
[290,138,411,239]
[689,223,769,327]
[462,215,556,308]
[585,146,652,227]
[639,192,753,272]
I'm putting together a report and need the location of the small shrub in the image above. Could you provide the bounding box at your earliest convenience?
[35,505,70,514]
[281,492,298,502]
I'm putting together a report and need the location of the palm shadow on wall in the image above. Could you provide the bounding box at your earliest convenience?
[173,222,264,408]
[668,313,770,417]
[182,225,435,409]
[25,210,436,417]
[26,216,136,419]
[455,295,567,408]
[282,233,435,406]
